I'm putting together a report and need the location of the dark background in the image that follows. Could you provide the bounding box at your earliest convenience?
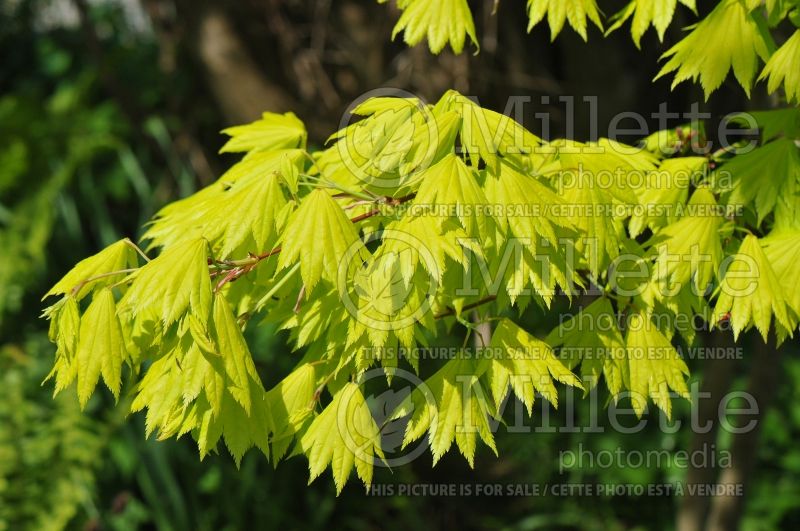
[0,0,798,529]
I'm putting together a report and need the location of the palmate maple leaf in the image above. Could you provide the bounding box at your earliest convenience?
[655,0,774,98]
[387,0,478,54]
[353,248,415,320]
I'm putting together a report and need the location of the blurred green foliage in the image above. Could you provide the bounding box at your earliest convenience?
[0,1,179,527]
[0,4,154,333]
[0,339,102,531]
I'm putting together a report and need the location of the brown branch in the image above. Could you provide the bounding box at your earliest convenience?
[349,209,381,223]
[211,192,416,291]
[196,8,295,123]
[434,296,498,320]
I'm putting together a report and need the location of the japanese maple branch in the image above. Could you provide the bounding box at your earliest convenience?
[211,193,416,292]
[69,193,419,296]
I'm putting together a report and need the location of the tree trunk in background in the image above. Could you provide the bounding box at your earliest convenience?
[705,340,783,531]
[676,331,737,531]
[197,9,294,124]
[142,0,711,147]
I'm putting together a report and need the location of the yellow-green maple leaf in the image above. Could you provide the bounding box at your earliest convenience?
[220,111,306,153]
[625,311,690,419]
[527,0,603,41]
[759,30,800,103]
[388,0,478,54]
[45,239,137,300]
[606,0,696,48]
[716,138,800,225]
[299,382,383,493]
[714,234,794,341]
[762,230,800,317]
[277,188,368,292]
[488,318,582,415]
[75,289,127,408]
[401,356,498,467]
[119,238,212,325]
[413,153,495,242]
[656,0,774,98]
[646,187,725,294]
[546,298,627,396]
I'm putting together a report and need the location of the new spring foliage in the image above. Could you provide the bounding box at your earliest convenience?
[43,93,800,492]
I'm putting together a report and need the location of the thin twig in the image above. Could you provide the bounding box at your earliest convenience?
[434,295,497,319]
[70,268,139,296]
[210,193,416,291]
[124,238,151,263]
[293,285,306,313]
